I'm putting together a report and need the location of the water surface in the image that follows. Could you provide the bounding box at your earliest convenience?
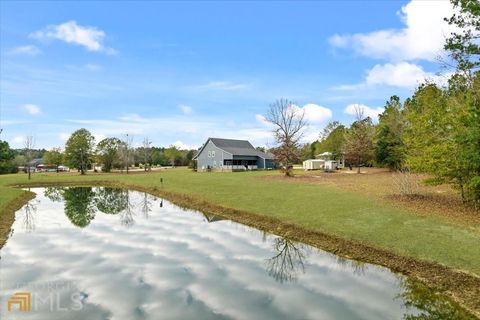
[0,187,471,320]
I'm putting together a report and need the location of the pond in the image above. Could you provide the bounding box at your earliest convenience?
[0,187,472,320]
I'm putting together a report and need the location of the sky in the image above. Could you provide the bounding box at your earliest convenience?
[0,0,458,150]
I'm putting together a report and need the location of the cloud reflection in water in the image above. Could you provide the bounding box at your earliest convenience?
[0,187,469,320]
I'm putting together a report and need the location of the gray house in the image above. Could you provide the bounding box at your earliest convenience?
[193,138,276,171]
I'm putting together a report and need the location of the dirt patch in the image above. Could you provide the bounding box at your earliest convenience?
[5,180,480,318]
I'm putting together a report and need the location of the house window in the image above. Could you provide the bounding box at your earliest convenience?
[212,151,215,157]
[208,151,212,157]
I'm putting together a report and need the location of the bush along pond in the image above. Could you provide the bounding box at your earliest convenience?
[0,187,474,320]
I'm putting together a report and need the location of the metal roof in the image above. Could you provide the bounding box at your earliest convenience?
[194,138,275,159]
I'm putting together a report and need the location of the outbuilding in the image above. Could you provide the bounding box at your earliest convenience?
[303,151,345,171]
[302,159,325,170]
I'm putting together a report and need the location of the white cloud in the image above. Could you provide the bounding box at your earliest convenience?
[178,104,192,115]
[12,135,25,145]
[300,103,333,124]
[30,20,115,53]
[8,45,41,56]
[256,103,332,127]
[329,34,349,48]
[172,140,198,150]
[59,133,70,141]
[366,62,432,88]
[195,81,250,91]
[329,0,458,61]
[331,83,366,91]
[335,62,452,90]
[93,133,106,143]
[118,113,148,122]
[21,104,41,115]
[255,114,271,126]
[344,103,384,122]
[0,120,28,126]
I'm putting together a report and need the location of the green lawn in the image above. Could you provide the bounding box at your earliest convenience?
[0,184,28,213]
[1,169,479,275]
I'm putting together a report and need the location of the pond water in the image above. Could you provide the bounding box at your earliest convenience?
[0,187,471,320]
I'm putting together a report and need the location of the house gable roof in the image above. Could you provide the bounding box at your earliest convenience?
[193,138,275,160]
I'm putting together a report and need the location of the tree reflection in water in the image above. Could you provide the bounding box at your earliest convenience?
[44,187,65,202]
[335,256,366,276]
[63,188,96,228]
[399,278,476,320]
[23,199,38,232]
[43,187,150,228]
[264,237,474,318]
[44,187,96,227]
[265,237,308,283]
[94,188,128,215]
[119,191,135,227]
[138,192,154,219]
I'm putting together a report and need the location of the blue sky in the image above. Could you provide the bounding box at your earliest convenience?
[0,0,456,149]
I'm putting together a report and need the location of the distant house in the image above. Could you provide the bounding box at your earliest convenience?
[23,158,43,173]
[193,138,276,171]
[303,152,345,171]
[25,158,69,173]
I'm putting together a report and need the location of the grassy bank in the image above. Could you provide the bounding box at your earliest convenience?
[1,169,479,316]
[0,186,35,247]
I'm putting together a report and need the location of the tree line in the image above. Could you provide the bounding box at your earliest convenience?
[0,129,196,176]
[62,130,196,174]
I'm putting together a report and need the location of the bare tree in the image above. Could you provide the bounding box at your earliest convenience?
[265,238,307,283]
[119,190,135,227]
[342,104,375,173]
[265,98,307,176]
[119,134,133,174]
[24,135,35,180]
[142,137,152,171]
[139,192,153,218]
[23,198,38,232]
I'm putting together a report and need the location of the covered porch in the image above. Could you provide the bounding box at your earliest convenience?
[223,159,258,170]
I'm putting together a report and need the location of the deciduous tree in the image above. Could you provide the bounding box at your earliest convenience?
[315,121,346,160]
[43,148,64,172]
[118,134,133,173]
[374,96,405,170]
[444,0,480,76]
[141,137,152,171]
[0,140,17,174]
[64,129,95,175]
[164,146,180,167]
[96,137,122,172]
[342,105,375,173]
[265,98,307,176]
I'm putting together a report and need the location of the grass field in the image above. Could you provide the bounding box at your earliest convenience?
[1,168,479,276]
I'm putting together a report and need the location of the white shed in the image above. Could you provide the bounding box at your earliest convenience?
[316,152,345,169]
[324,160,338,170]
[303,159,325,170]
